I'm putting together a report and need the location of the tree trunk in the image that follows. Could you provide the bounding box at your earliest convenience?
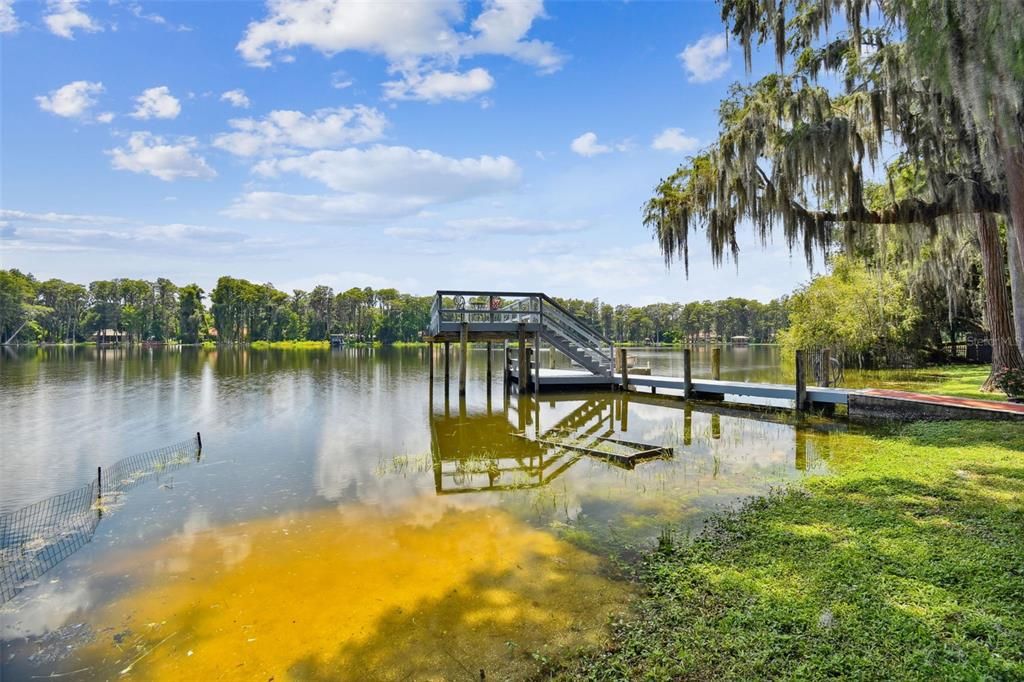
[976,212,1024,391]
[999,132,1024,274]
[1008,224,1024,352]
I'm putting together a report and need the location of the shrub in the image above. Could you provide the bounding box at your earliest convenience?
[992,366,1024,397]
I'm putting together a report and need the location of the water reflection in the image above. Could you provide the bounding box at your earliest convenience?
[1,346,838,680]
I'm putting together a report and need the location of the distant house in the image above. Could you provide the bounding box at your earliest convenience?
[731,335,750,346]
[330,333,345,347]
[92,329,127,345]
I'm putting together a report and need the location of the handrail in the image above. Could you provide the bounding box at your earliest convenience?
[432,290,611,345]
[538,294,611,346]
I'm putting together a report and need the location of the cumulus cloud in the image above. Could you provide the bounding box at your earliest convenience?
[1,0,20,33]
[226,146,521,224]
[220,89,251,108]
[36,81,107,120]
[108,132,216,181]
[570,131,610,157]
[383,67,494,102]
[131,86,182,119]
[44,0,102,39]
[213,106,387,156]
[236,0,562,100]
[651,127,700,153]
[679,33,730,83]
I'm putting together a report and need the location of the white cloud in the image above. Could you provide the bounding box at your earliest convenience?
[0,209,257,254]
[213,106,387,156]
[108,132,216,181]
[570,131,610,157]
[385,216,586,241]
[127,3,191,31]
[220,89,251,108]
[679,33,730,83]
[96,111,115,123]
[223,191,429,223]
[131,86,182,119]
[383,67,494,102]
[0,208,129,225]
[330,70,354,89]
[35,81,105,119]
[256,145,520,197]
[651,127,700,153]
[225,146,521,224]
[238,0,561,68]
[44,0,102,39]
[236,0,562,100]
[1,0,20,33]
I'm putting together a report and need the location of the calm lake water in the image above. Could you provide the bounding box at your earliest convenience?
[0,345,834,680]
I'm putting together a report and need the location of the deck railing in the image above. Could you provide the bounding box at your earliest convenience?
[427,291,614,375]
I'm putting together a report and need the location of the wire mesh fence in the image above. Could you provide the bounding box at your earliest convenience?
[0,433,201,604]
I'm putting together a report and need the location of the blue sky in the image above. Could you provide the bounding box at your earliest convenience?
[1,0,820,304]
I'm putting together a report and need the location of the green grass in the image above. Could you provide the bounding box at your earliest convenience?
[249,340,331,349]
[845,364,1004,401]
[553,422,1024,680]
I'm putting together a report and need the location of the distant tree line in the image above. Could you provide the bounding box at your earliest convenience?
[0,269,791,346]
[551,296,789,344]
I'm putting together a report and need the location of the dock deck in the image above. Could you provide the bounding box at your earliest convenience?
[509,367,850,405]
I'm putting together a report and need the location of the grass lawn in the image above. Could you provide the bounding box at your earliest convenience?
[553,422,1024,680]
[845,364,1005,401]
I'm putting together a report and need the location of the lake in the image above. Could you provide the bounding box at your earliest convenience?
[1,345,834,679]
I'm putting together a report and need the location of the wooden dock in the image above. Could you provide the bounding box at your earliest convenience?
[509,368,849,405]
[426,290,1022,421]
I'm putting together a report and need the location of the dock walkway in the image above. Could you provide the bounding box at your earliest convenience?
[426,290,1022,421]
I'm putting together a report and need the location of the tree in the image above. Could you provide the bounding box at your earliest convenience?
[178,284,205,344]
[778,256,921,364]
[644,0,1023,386]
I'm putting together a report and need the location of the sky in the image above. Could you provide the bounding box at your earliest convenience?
[0,0,823,305]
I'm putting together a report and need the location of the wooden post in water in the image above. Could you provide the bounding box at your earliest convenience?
[711,347,721,381]
[444,341,450,388]
[428,341,434,382]
[459,322,468,396]
[619,347,628,391]
[517,323,527,391]
[683,348,693,399]
[486,341,492,384]
[795,349,807,413]
[533,333,541,395]
[96,466,102,503]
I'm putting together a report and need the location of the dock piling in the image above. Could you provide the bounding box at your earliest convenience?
[795,349,807,413]
[444,341,450,387]
[683,348,692,399]
[711,347,721,381]
[619,347,629,391]
[517,323,527,391]
[459,322,468,396]
[428,341,434,382]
